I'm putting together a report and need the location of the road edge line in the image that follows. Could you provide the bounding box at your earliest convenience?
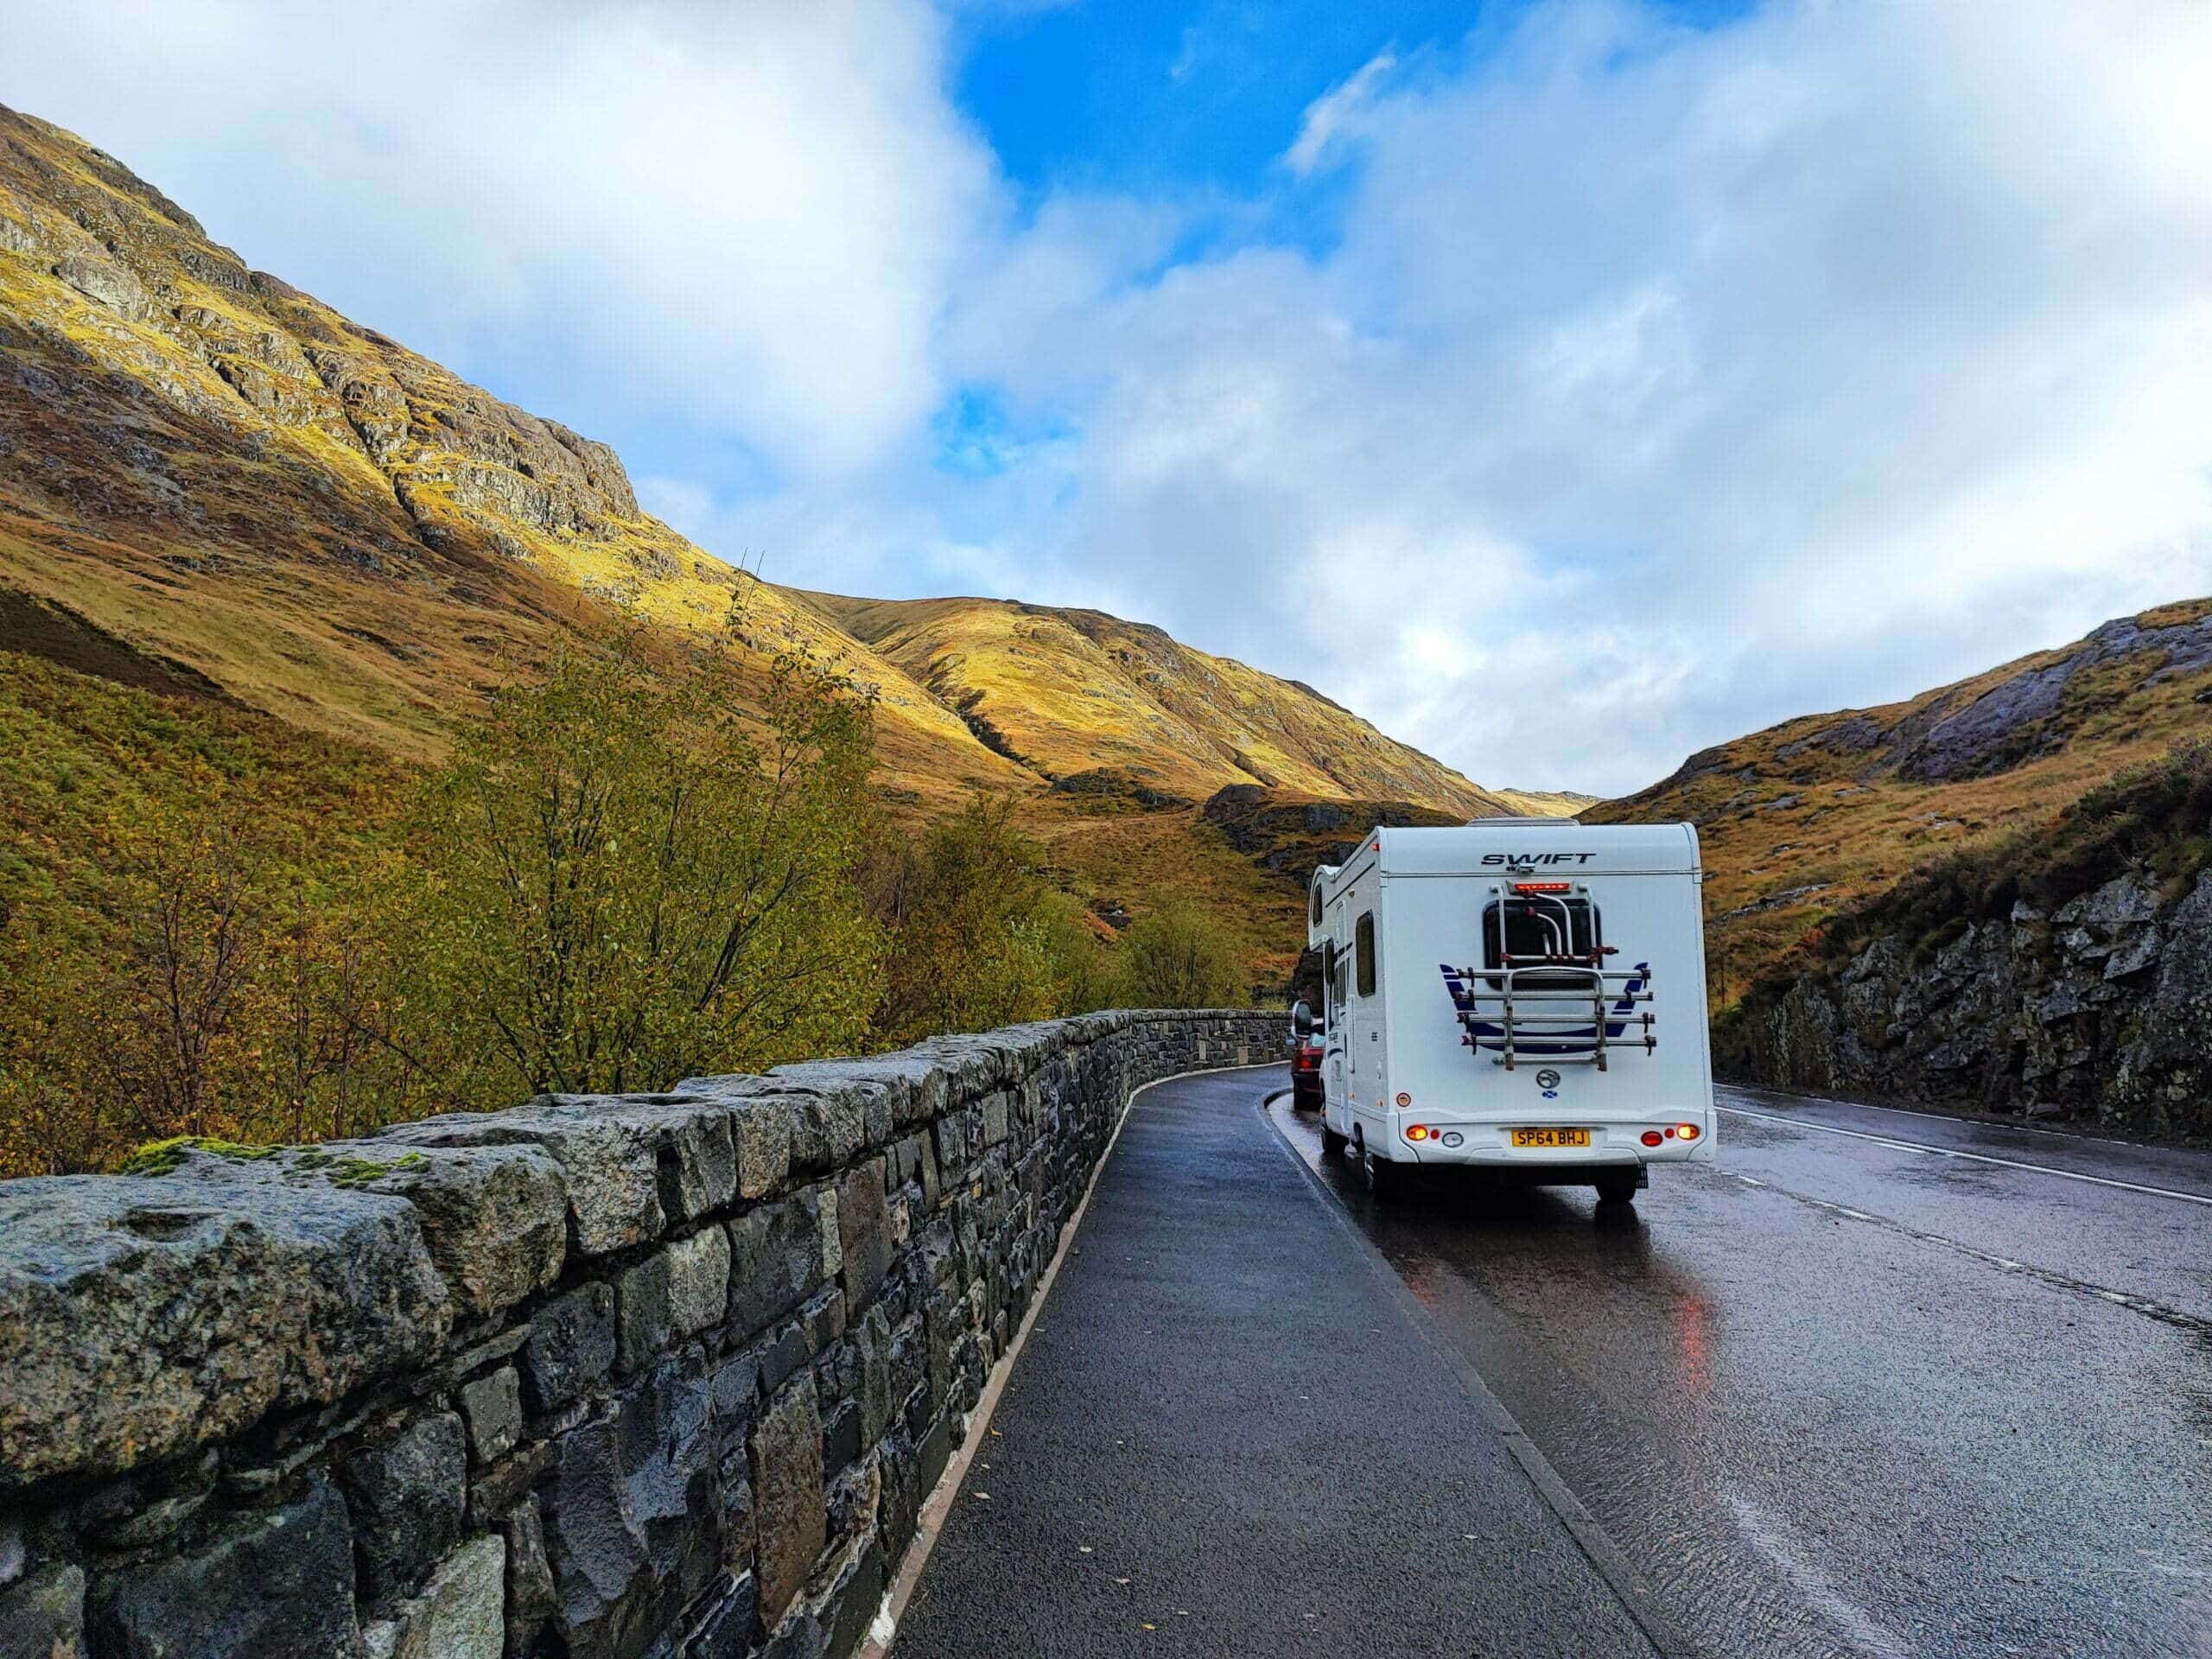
[1716,1103,2212,1207]
[1254,1097,1704,1659]
[860,1058,1288,1657]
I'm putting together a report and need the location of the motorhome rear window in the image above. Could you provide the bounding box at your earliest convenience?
[1484,896,1599,966]
[1310,881,1324,926]
[1356,911,1377,996]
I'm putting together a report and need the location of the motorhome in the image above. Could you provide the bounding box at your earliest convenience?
[1305,817,1713,1205]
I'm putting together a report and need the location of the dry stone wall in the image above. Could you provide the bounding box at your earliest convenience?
[0,1009,1280,1659]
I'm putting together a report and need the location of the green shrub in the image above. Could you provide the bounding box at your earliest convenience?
[1115,899,1247,1009]
[394,612,883,1103]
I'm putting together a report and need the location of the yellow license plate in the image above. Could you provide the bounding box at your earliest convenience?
[1512,1128,1591,1148]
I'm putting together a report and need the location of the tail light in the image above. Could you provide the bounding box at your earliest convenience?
[1405,1124,1433,1141]
[1640,1130,1663,1147]
[1676,1122,1701,1141]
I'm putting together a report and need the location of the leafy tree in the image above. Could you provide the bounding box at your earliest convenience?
[1116,899,1247,1009]
[397,612,883,1103]
[870,793,1110,1042]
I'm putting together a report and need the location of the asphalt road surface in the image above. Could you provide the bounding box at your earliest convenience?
[1270,1082,2212,1659]
[893,1069,2212,1657]
[891,1066,1662,1658]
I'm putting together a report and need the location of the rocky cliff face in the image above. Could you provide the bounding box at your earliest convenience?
[1740,869,2212,1139]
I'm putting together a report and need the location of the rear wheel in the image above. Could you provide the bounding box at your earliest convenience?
[1595,1175,1637,1206]
[1360,1138,1403,1199]
[1321,1122,1348,1158]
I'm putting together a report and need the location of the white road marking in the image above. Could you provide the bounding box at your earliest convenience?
[1726,1491,1911,1659]
[1716,1106,2212,1209]
[1721,1086,2151,1149]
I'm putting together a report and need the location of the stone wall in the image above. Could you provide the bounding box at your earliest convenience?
[0,1009,1281,1659]
[1734,870,2212,1138]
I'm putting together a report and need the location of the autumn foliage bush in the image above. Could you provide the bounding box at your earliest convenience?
[0,608,1257,1177]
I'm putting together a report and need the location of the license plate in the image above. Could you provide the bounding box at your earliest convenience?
[1511,1128,1590,1148]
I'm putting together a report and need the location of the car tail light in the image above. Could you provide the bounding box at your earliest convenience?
[1512,881,1573,893]
[1676,1122,1701,1141]
[1406,1124,1432,1141]
[1640,1130,1663,1147]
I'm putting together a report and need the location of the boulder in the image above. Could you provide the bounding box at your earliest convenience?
[378,1094,735,1258]
[540,1356,718,1659]
[311,1142,566,1320]
[748,1376,825,1627]
[345,1411,467,1605]
[522,1282,617,1414]
[0,1562,83,1657]
[616,1252,674,1376]
[500,1497,558,1658]
[668,1226,733,1339]
[836,1161,893,1313]
[460,1367,524,1466]
[725,1191,839,1341]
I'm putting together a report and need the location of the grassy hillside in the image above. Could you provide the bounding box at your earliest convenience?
[0,101,1565,1022]
[1592,601,2212,1010]
[795,590,1519,813]
[0,105,1022,804]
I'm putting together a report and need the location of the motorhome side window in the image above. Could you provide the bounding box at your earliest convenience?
[1356,911,1377,996]
[1310,882,1324,927]
[1484,894,1601,987]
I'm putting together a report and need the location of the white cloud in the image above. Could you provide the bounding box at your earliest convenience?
[938,0,2212,791]
[8,0,2212,798]
[1284,49,1399,175]
[7,0,1000,480]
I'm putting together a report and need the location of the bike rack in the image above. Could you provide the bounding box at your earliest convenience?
[1438,881,1656,1071]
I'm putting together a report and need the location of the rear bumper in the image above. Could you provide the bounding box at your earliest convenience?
[1396,1125,1715,1168]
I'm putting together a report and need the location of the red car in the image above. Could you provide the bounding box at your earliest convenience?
[1288,1001,1325,1110]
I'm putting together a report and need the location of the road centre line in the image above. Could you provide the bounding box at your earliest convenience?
[1716,1105,2212,1209]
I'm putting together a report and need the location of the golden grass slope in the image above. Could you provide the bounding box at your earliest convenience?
[0,105,1021,804]
[0,105,1525,827]
[793,589,1516,813]
[0,102,1561,1001]
[1590,600,2212,1008]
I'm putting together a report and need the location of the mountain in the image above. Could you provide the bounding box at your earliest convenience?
[1485,787,1599,818]
[0,105,1027,807]
[792,589,1520,813]
[0,105,1545,984]
[1592,601,2212,1136]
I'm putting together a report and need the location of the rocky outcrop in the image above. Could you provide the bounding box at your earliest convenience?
[1895,613,2212,782]
[1738,871,2212,1137]
[0,1009,1278,1659]
[1201,786,1458,880]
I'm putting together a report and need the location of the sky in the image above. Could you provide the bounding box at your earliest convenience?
[10,0,2212,795]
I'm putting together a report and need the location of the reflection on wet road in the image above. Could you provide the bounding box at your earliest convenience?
[1268,1085,2212,1658]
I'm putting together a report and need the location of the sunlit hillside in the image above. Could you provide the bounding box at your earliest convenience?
[0,108,1037,806]
[794,590,1520,813]
[0,103,1568,996]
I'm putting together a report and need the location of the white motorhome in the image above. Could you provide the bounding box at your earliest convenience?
[1306,817,1714,1205]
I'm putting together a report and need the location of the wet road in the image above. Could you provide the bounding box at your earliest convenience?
[1271,1083,2212,1658]
[893,1067,1662,1658]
